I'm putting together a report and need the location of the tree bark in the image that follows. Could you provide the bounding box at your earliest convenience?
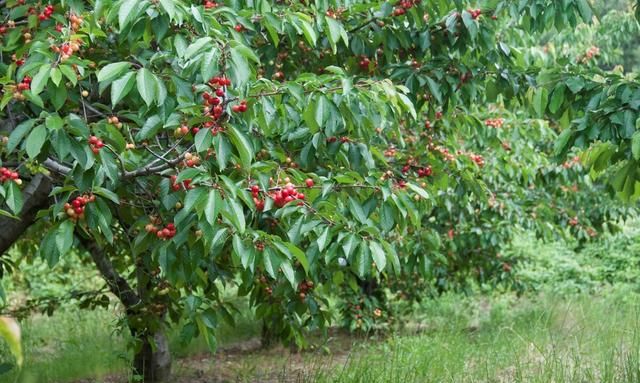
[78,238,172,382]
[261,320,278,348]
[133,330,172,383]
[0,174,51,255]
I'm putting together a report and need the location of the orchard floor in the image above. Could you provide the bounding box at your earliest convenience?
[6,288,640,383]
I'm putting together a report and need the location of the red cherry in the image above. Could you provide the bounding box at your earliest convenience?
[305,178,314,187]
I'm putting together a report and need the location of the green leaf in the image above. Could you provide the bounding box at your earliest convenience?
[285,242,309,273]
[110,72,136,107]
[5,182,23,214]
[0,317,22,368]
[55,220,74,255]
[45,115,63,130]
[632,131,640,160]
[533,87,549,117]
[230,46,251,87]
[158,0,175,19]
[549,84,565,114]
[119,0,140,29]
[50,67,62,86]
[281,261,296,288]
[25,125,47,158]
[185,37,213,59]
[204,189,222,225]
[7,120,35,153]
[461,11,478,39]
[348,196,368,224]
[194,127,213,153]
[59,65,78,86]
[222,199,246,234]
[135,115,162,140]
[425,77,442,104]
[227,126,253,169]
[97,62,131,83]
[231,44,260,64]
[136,68,157,107]
[31,64,51,95]
[93,187,120,204]
[576,0,593,22]
[369,241,386,272]
[299,19,317,46]
[317,227,330,252]
[325,17,344,53]
[200,48,220,81]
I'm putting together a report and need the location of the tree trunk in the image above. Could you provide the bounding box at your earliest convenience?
[261,320,278,348]
[79,238,173,382]
[132,330,172,383]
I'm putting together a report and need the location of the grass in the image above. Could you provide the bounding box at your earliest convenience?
[313,290,640,383]
[6,289,640,382]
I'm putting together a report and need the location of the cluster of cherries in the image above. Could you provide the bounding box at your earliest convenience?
[169,175,194,191]
[383,147,397,157]
[251,178,314,211]
[64,194,95,220]
[250,185,266,211]
[562,155,581,169]
[580,46,600,64]
[484,118,504,128]
[358,56,373,71]
[325,7,346,19]
[297,280,314,300]
[38,4,55,21]
[468,153,485,167]
[429,144,456,162]
[326,136,350,144]
[401,163,432,178]
[51,40,81,62]
[231,99,248,113]
[468,8,482,20]
[203,0,220,9]
[106,115,123,129]
[393,0,420,16]
[68,13,84,30]
[12,76,31,101]
[88,136,105,154]
[144,223,176,240]
[183,152,201,167]
[0,167,21,185]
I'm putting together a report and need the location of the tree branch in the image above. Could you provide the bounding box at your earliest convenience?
[0,174,52,255]
[77,236,141,310]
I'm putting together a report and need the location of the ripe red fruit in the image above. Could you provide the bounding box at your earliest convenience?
[305,178,314,187]
[234,24,243,32]
[89,136,99,145]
